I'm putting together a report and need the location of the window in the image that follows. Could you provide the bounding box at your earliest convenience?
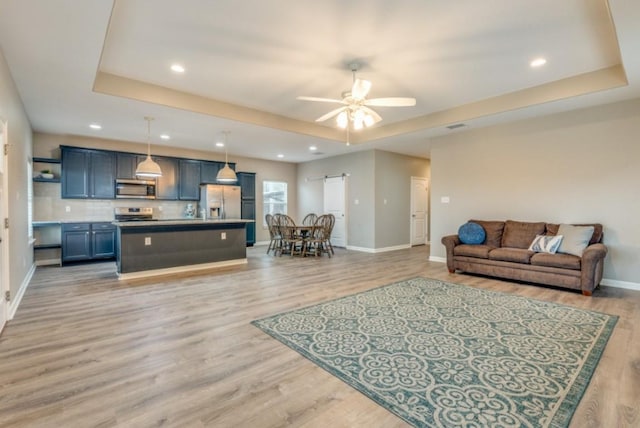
[263,181,287,225]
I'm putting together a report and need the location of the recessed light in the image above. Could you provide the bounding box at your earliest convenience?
[160,134,170,140]
[309,146,317,151]
[170,64,185,73]
[530,58,547,68]
[277,154,284,158]
[215,142,225,148]
[89,123,102,130]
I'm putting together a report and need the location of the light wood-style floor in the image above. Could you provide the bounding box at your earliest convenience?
[1,246,639,427]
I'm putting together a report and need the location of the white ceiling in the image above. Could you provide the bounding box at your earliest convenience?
[0,0,639,163]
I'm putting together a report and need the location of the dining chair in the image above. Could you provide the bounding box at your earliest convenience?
[303,214,332,257]
[302,213,317,226]
[324,214,335,255]
[265,213,280,255]
[277,214,304,257]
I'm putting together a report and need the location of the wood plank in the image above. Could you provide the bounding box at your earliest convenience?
[0,246,638,427]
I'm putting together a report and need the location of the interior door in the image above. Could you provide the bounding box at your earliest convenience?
[411,177,428,246]
[323,176,346,248]
[0,119,8,331]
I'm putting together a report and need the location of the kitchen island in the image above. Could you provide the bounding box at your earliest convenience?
[114,219,254,280]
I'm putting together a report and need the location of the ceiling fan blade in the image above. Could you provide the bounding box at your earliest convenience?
[364,97,416,107]
[361,106,382,123]
[315,106,347,122]
[297,96,345,104]
[351,78,372,100]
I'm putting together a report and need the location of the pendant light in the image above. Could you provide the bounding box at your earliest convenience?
[135,116,163,178]
[216,131,238,183]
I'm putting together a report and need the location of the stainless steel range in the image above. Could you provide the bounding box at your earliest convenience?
[114,207,154,222]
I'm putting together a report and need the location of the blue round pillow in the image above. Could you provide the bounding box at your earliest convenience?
[458,222,486,245]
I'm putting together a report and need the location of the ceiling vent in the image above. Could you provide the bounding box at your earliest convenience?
[446,123,466,130]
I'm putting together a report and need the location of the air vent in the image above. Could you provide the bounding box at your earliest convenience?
[446,123,466,130]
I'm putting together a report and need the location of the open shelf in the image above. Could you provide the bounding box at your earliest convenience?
[34,243,62,250]
[33,157,61,164]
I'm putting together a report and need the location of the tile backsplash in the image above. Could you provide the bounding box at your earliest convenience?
[34,182,197,221]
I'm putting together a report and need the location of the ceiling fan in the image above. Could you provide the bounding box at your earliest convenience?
[297,63,416,130]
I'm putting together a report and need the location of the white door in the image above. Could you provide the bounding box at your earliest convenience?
[324,176,346,248]
[410,177,428,246]
[0,120,7,331]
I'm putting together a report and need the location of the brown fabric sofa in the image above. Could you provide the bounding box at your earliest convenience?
[441,220,607,296]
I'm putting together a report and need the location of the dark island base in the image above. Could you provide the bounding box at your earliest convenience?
[116,222,248,280]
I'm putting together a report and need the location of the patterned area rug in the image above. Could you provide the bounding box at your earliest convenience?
[252,277,618,428]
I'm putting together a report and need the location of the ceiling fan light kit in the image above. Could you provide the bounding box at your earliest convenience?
[297,62,416,131]
[135,116,163,178]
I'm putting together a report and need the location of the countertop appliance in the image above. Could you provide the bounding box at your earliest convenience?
[114,207,155,221]
[199,184,241,219]
[115,179,156,199]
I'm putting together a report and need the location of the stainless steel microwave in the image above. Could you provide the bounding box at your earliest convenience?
[115,179,156,199]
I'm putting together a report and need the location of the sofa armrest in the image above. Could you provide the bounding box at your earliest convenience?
[581,243,608,295]
[441,235,461,273]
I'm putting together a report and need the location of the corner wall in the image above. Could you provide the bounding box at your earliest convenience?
[430,98,640,284]
[0,48,34,311]
[297,149,429,250]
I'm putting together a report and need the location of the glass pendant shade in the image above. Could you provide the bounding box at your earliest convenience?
[336,111,349,129]
[136,116,163,178]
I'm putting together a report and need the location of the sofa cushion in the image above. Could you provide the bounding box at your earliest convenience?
[556,224,594,256]
[458,222,486,245]
[501,220,546,249]
[546,223,602,245]
[531,252,581,270]
[488,247,534,264]
[469,220,505,248]
[454,244,492,259]
[528,234,563,254]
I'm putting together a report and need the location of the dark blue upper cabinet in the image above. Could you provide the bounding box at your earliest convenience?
[237,172,256,199]
[61,146,115,199]
[61,147,90,198]
[90,150,116,199]
[200,161,221,184]
[179,159,201,200]
[155,156,179,200]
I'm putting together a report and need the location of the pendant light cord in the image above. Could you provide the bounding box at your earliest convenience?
[144,116,154,157]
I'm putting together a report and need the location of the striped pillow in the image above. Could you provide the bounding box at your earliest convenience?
[528,234,563,254]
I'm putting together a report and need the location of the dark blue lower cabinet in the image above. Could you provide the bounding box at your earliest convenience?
[62,222,116,264]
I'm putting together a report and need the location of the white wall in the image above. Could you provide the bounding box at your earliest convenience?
[0,48,34,305]
[298,149,429,250]
[430,97,640,284]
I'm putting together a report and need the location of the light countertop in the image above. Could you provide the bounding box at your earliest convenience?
[113,219,255,227]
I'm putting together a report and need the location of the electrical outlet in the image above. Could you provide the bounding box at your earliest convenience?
[441,196,450,204]
[65,206,71,212]
[221,232,226,240]
[384,199,387,205]
[158,206,163,212]
[144,237,151,246]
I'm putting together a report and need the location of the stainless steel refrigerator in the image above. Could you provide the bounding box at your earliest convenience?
[199,184,242,219]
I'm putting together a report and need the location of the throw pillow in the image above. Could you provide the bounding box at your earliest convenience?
[458,222,486,245]
[557,224,595,256]
[528,234,563,254]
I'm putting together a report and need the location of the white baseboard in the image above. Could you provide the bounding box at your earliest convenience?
[254,240,270,247]
[9,263,36,320]
[429,256,446,263]
[347,244,411,254]
[601,278,640,292]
